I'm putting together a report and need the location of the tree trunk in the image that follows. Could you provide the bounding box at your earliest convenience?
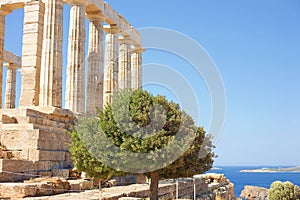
[150,171,159,200]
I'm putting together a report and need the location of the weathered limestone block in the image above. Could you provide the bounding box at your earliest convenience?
[29,117,68,129]
[30,178,70,196]
[103,24,120,106]
[0,159,34,173]
[1,128,68,152]
[0,183,38,198]
[39,0,63,107]
[0,107,74,130]
[68,179,93,190]
[26,150,66,161]
[206,173,225,181]
[69,180,80,191]
[0,129,39,150]
[51,169,69,178]
[86,12,104,114]
[65,1,87,113]
[33,161,67,171]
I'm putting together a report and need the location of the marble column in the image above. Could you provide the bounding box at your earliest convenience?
[39,0,63,107]
[86,12,104,114]
[20,0,44,106]
[118,35,131,89]
[131,46,144,89]
[4,64,16,109]
[65,1,86,113]
[0,8,11,109]
[103,25,120,106]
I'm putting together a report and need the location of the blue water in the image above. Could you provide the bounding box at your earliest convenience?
[206,166,300,197]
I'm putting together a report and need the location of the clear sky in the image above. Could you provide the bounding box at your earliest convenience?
[3,0,300,166]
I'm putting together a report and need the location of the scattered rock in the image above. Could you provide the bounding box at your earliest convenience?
[240,185,268,200]
[69,167,80,178]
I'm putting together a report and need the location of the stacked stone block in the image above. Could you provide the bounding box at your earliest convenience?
[0,107,74,181]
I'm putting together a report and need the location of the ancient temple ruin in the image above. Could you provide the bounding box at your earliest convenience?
[0,0,143,181]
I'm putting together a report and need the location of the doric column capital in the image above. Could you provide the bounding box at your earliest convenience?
[68,0,88,7]
[131,46,145,54]
[104,24,120,34]
[3,63,17,69]
[119,35,132,45]
[86,11,105,22]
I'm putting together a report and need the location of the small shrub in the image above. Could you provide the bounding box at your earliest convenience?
[268,181,300,200]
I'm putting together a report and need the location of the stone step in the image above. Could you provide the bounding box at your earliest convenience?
[1,150,69,163]
[0,159,34,173]
[0,159,70,173]
[1,129,69,151]
[33,161,68,171]
[26,149,67,161]
[0,108,74,126]
[0,123,67,134]
[0,123,35,130]
[27,116,70,129]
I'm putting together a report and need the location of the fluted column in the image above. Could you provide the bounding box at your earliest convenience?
[86,12,104,114]
[103,25,120,106]
[118,35,131,89]
[4,63,16,109]
[20,0,44,106]
[0,8,11,109]
[39,0,63,107]
[65,1,86,113]
[131,46,144,89]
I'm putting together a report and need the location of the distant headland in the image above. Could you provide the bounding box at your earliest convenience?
[240,166,300,173]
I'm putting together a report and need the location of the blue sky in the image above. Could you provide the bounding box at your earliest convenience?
[4,0,300,166]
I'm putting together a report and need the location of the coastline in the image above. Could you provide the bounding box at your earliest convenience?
[240,166,300,173]
[208,166,300,197]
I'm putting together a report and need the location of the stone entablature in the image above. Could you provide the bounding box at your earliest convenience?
[3,50,21,67]
[0,0,141,46]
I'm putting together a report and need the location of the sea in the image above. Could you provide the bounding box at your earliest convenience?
[206,166,300,197]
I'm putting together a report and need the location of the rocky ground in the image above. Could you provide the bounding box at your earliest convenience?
[239,185,268,200]
[0,173,236,200]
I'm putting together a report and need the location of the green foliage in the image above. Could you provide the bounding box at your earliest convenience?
[68,118,124,180]
[68,89,215,181]
[268,181,300,200]
[157,126,214,179]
